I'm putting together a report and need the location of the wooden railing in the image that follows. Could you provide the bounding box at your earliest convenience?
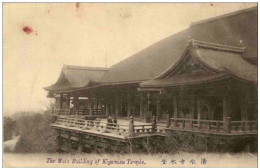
[52,108,70,115]
[93,109,105,115]
[52,108,105,116]
[53,116,165,137]
[55,117,130,136]
[230,121,257,133]
[167,115,257,134]
[75,109,89,115]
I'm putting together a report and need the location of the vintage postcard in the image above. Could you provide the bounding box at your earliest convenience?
[3,2,258,168]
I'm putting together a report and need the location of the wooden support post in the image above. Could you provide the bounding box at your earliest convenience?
[127,93,131,118]
[174,119,178,127]
[140,93,144,120]
[67,94,70,115]
[56,129,62,150]
[216,121,220,132]
[105,100,109,117]
[147,93,151,113]
[129,116,135,137]
[172,95,178,118]
[66,131,71,151]
[111,99,115,116]
[226,117,231,133]
[74,96,78,115]
[182,120,185,128]
[156,96,161,121]
[166,114,171,128]
[152,116,157,133]
[197,98,201,129]
[223,96,231,128]
[88,98,93,116]
[60,93,63,109]
[190,95,195,119]
[78,134,83,152]
[115,94,120,118]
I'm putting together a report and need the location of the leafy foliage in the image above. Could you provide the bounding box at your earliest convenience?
[12,111,58,153]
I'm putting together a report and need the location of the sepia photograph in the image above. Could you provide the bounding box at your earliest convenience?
[3,2,258,168]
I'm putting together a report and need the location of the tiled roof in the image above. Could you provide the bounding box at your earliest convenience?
[100,6,257,84]
[44,65,108,91]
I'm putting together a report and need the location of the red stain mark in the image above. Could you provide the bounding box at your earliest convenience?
[23,26,33,34]
[210,3,214,6]
[76,2,80,11]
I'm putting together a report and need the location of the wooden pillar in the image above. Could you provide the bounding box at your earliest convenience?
[139,93,144,119]
[74,96,77,108]
[166,114,171,128]
[156,96,161,121]
[67,94,71,115]
[67,94,70,108]
[223,95,233,130]
[147,92,151,114]
[190,96,195,119]
[111,99,115,116]
[172,95,178,118]
[127,93,132,117]
[56,130,62,150]
[119,93,123,117]
[60,93,63,109]
[240,95,247,121]
[77,134,83,152]
[66,131,71,151]
[88,98,93,116]
[152,116,157,133]
[197,98,201,128]
[115,94,120,118]
[129,116,135,137]
[223,96,230,122]
[105,100,110,117]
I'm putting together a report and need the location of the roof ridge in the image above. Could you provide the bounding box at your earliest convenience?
[190,6,257,27]
[63,64,109,71]
[188,39,246,53]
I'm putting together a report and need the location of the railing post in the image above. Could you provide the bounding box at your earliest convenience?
[152,116,157,133]
[190,120,193,129]
[226,117,231,133]
[182,119,185,128]
[208,121,211,130]
[174,119,178,127]
[166,114,170,128]
[216,121,220,132]
[198,120,201,129]
[129,116,135,137]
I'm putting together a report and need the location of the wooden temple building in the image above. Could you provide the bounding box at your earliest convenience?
[44,7,257,153]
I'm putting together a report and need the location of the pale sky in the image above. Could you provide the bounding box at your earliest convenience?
[3,3,257,116]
